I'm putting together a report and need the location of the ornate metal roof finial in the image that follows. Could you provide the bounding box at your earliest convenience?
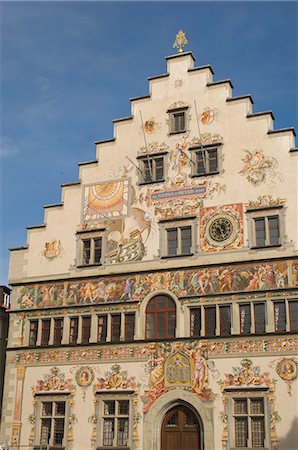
[173,29,188,54]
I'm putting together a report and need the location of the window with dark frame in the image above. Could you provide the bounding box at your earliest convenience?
[139,154,165,184]
[40,400,66,448]
[101,399,130,448]
[194,147,218,176]
[289,301,298,331]
[253,215,280,248]
[29,319,39,346]
[219,305,231,336]
[166,225,192,256]
[69,317,79,344]
[233,396,266,448]
[81,316,91,343]
[169,109,187,134]
[124,313,135,341]
[240,304,251,334]
[204,306,216,337]
[41,319,51,346]
[254,303,266,334]
[146,295,176,339]
[53,318,64,345]
[81,236,102,266]
[97,315,108,342]
[111,314,121,342]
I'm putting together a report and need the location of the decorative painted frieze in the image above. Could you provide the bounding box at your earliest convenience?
[94,363,138,391]
[245,195,286,210]
[16,259,298,309]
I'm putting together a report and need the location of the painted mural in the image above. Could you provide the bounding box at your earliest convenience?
[200,203,243,252]
[142,342,214,413]
[239,149,283,186]
[245,194,286,210]
[200,107,218,125]
[82,178,130,221]
[218,359,280,450]
[94,363,138,391]
[16,259,297,309]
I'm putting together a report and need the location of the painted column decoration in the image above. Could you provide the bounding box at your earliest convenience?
[11,366,26,447]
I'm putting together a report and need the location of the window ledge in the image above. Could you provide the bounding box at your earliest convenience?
[250,244,282,250]
[169,130,186,135]
[76,263,102,268]
[138,179,165,186]
[190,171,220,178]
[161,253,194,259]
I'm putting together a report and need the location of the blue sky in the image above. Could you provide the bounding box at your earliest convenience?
[0,1,297,285]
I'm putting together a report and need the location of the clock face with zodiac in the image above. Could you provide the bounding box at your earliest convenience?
[205,213,239,247]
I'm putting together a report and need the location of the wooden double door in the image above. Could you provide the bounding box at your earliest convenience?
[161,405,201,450]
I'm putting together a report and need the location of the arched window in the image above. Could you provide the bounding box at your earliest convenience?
[145,295,176,339]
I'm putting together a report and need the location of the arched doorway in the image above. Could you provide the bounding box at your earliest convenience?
[161,405,201,450]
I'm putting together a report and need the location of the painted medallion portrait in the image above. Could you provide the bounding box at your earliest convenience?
[75,366,94,387]
[276,358,297,381]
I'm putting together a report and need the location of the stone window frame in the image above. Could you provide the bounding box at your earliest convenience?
[224,388,271,450]
[188,142,222,178]
[159,216,197,259]
[246,206,284,250]
[168,106,189,135]
[76,228,106,268]
[137,151,168,186]
[95,392,134,450]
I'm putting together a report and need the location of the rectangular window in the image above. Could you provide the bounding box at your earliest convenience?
[100,398,130,448]
[53,318,64,345]
[41,319,51,346]
[29,320,39,346]
[289,301,298,331]
[98,315,108,342]
[139,155,165,184]
[69,317,79,344]
[205,306,216,336]
[166,225,192,256]
[254,303,266,334]
[190,308,201,337]
[253,215,280,248]
[80,235,103,266]
[40,400,66,448]
[233,397,265,448]
[219,305,231,336]
[169,109,187,134]
[124,313,135,341]
[240,304,251,334]
[274,301,286,332]
[194,147,218,176]
[111,314,121,342]
[81,316,91,343]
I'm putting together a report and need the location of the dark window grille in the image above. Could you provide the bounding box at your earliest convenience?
[219,305,231,336]
[254,303,266,334]
[53,318,63,345]
[41,319,51,346]
[124,313,135,341]
[111,314,121,342]
[204,307,216,336]
[81,316,91,343]
[289,301,298,331]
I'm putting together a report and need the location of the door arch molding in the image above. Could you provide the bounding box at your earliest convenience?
[143,389,214,450]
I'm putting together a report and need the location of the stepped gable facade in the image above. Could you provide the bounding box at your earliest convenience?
[1,43,298,450]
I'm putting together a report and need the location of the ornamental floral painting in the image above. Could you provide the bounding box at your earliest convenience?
[239,149,283,186]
